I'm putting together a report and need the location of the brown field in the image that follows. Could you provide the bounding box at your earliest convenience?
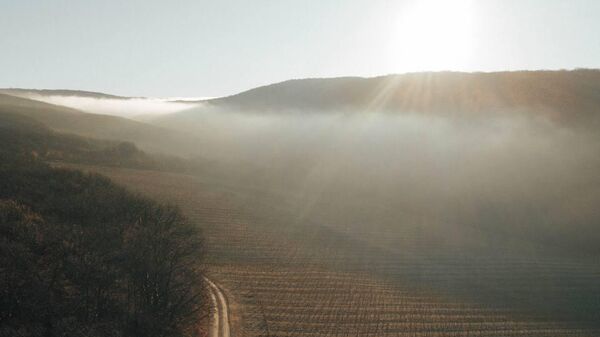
[60,163,600,337]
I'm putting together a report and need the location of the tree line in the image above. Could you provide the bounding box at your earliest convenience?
[0,137,206,336]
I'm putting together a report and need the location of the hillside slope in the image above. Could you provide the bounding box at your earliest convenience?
[0,112,192,171]
[0,93,200,156]
[0,88,130,99]
[174,70,600,125]
[0,152,205,337]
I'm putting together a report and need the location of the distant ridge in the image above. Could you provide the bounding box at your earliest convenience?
[187,69,600,124]
[0,88,133,99]
[0,93,200,156]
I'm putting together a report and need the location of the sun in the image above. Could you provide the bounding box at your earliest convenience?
[394,0,477,72]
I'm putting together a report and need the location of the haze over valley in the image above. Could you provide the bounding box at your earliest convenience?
[2,1,600,336]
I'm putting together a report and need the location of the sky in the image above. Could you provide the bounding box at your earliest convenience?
[1,0,599,97]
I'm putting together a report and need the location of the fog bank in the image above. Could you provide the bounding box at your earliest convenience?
[14,93,199,119]
[157,106,600,256]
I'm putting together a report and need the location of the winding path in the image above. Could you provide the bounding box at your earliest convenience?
[204,277,231,337]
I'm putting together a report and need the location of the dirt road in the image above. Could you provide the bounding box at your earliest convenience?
[205,277,230,337]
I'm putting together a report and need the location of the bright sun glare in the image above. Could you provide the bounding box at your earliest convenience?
[395,0,476,72]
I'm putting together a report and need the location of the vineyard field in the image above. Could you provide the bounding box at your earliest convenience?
[59,163,600,337]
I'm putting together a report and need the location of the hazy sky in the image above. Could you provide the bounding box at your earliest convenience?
[1,0,599,97]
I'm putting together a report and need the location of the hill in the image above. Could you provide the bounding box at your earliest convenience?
[175,69,600,125]
[0,88,131,99]
[0,93,201,156]
[0,112,197,171]
[0,126,206,337]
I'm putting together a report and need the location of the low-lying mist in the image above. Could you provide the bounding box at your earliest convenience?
[159,106,600,257]
[14,93,198,119]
